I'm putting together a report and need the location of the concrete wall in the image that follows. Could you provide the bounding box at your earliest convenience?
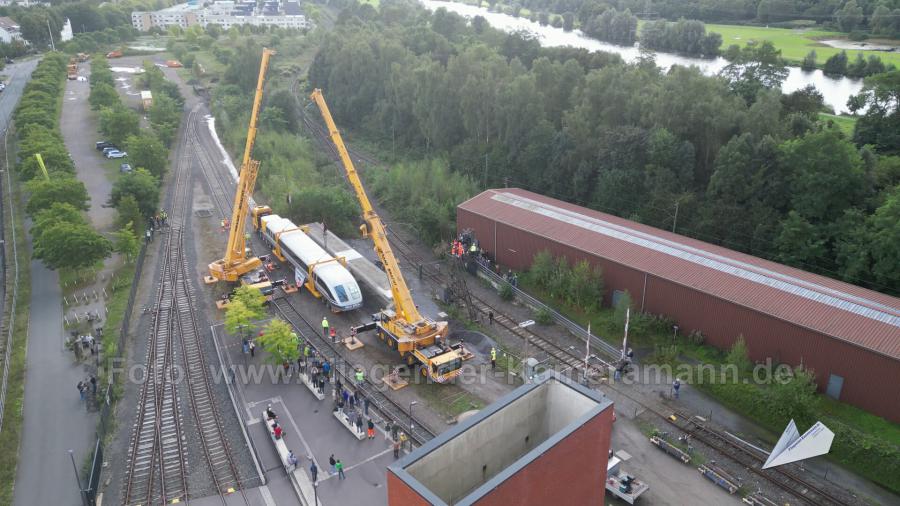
[404,381,598,504]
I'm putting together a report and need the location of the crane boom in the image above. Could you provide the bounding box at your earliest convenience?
[309,88,425,327]
[209,48,275,282]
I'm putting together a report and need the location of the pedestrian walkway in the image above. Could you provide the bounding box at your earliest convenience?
[14,259,97,506]
[213,323,396,506]
[13,61,106,506]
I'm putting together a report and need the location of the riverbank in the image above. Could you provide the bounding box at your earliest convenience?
[708,23,900,70]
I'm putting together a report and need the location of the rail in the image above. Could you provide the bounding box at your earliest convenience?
[474,262,622,359]
[271,296,437,446]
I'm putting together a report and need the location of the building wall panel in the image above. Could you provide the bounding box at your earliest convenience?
[476,406,613,506]
[387,470,431,506]
[458,210,900,422]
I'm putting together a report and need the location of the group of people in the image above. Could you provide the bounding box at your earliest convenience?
[76,375,97,401]
[613,347,635,382]
[72,332,98,359]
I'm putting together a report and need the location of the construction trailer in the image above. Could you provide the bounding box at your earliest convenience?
[140,90,153,111]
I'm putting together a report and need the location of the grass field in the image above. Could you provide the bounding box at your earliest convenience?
[819,113,857,136]
[708,23,900,70]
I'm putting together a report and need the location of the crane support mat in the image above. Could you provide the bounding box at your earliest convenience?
[343,337,364,351]
[204,275,218,285]
[333,409,366,440]
[698,464,739,494]
[649,436,691,463]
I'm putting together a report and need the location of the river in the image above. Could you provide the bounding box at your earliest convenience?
[420,0,863,114]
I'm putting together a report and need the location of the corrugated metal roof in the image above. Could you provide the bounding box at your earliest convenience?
[459,189,900,360]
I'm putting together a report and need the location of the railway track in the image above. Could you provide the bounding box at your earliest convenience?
[123,107,247,505]
[271,296,437,446]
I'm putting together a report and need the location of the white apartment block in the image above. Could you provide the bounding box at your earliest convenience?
[0,16,22,44]
[132,1,311,32]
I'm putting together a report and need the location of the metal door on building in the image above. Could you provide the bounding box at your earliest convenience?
[825,374,844,400]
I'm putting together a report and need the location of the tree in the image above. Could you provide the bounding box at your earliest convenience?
[225,299,258,339]
[231,284,267,320]
[31,202,86,244]
[837,0,864,33]
[775,211,828,269]
[851,70,900,153]
[562,12,575,31]
[720,40,789,103]
[109,168,159,216]
[765,366,818,426]
[867,186,900,288]
[782,129,865,223]
[847,52,867,78]
[115,194,144,236]
[823,51,848,75]
[257,318,300,365]
[801,50,816,71]
[112,224,140,261]
[726,335,752,374]
[125,134,168,178]
[25,177,89,217]
[99,104,140,146]
[33,222,112,270]
[88,82,119,110]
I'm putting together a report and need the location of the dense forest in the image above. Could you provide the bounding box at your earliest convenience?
[306,0,900,295]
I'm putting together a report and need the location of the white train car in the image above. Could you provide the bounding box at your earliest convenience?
[259,214,363,312]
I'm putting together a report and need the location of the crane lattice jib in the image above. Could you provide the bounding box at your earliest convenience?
[224,48,275,266]
[309,89,425,328]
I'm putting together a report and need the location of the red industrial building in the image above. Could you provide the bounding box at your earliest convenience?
[457,188,900,422]
[387,373,614,505]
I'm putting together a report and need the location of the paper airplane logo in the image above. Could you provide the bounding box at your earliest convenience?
[762,419,834,469]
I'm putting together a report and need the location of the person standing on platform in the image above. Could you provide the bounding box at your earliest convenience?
[310,461,318,484]
[490,347,497,371]
[322,316,329,338]
[336,459,345,480]
[329,454,336,474]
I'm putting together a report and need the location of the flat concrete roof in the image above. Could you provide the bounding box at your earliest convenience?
[388,372,612,505]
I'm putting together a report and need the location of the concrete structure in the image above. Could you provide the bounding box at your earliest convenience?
[132,1,312,32]
[0,16,21,44]
[457,188,900,422]
[388,373,614,505]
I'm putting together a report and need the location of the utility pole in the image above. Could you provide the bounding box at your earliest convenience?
[46,19,56,51]
[672,200,680,233]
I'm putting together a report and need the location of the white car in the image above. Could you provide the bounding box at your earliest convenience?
[106,150,128,159]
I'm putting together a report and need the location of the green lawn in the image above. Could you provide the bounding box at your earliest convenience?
[708,23,900,69]
[819,113,857,137]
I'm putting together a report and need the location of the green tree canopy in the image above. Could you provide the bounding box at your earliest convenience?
[257,318,300,365]
[31,202,86,244]
[25,177,89,217]
[33,222,112,270]
[125,133,168,178]
[231,284,267,320]
[88,82,120,110]
[115,194,145,236]
[109,168,159,216]
[112,224,140,262]
[99,104,140,146]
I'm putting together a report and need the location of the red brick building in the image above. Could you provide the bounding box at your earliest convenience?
[457,188,900,422]
[387,373,614,505]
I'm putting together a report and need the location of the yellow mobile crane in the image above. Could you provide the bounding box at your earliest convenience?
[310,88,466,383]
[208,48,275,282]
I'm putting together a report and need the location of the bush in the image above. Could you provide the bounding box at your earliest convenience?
[534,306,553,325]
[498,282,514,301]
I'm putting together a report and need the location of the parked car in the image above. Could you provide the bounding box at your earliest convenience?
[96,141,114,151]
[106,150,127,159]
[119,163,132,173]
[102,146,118,155]
[5,57,13,64]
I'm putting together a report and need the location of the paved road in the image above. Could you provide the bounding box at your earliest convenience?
[0,59,39,331]
[60,62,116,231]
[13,64,99,506]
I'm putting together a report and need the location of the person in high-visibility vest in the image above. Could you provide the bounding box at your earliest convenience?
[355,368,364,384]
[321,317,329,338]
[490,347,497,371]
